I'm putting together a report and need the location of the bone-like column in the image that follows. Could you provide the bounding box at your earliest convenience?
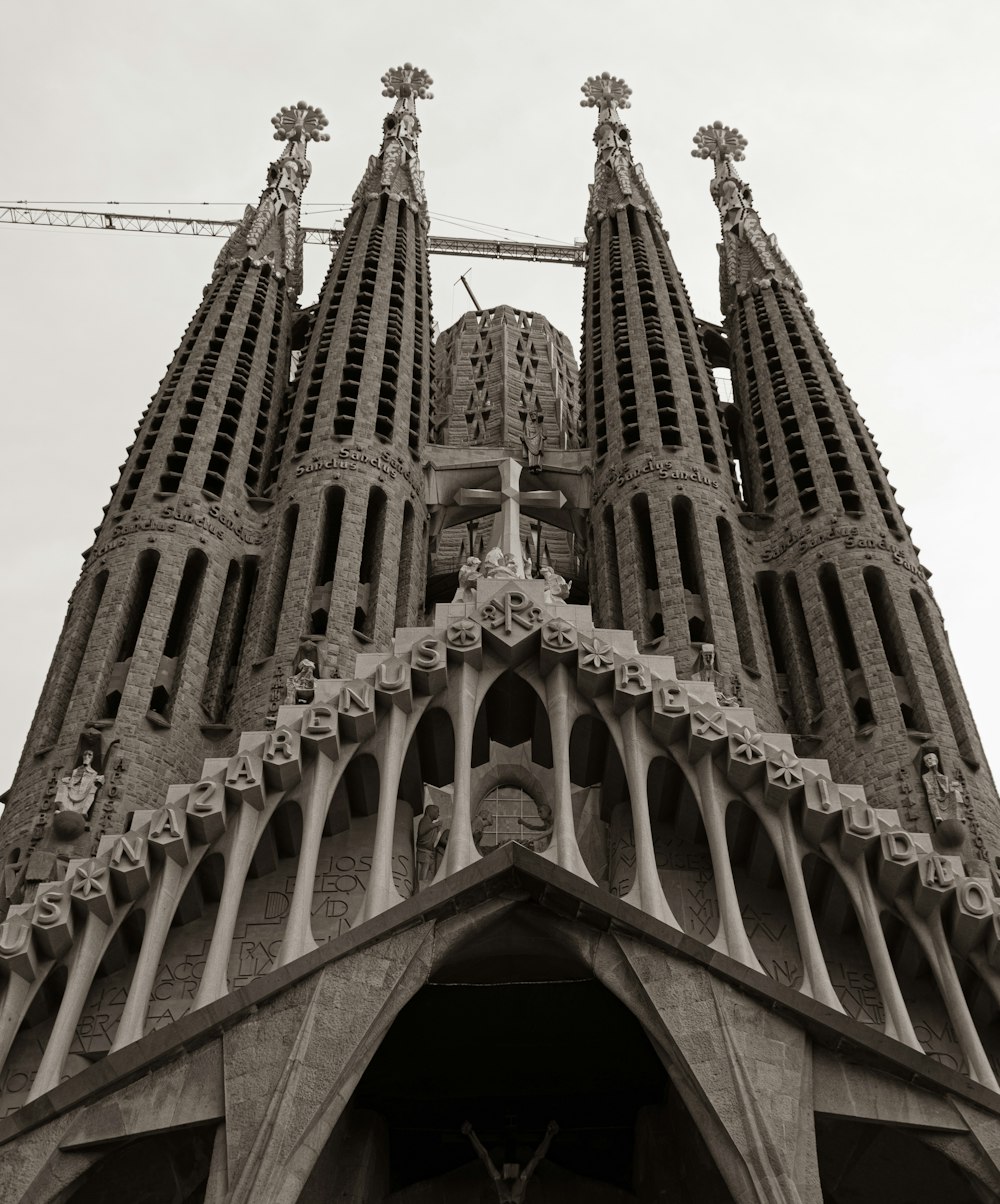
[830,854,919,1049]
[276,753,343,968]
[541,663,596,883]
[902,900,999,1091]
[112,856,197,1049]
[615,708,676,926]
[193,804,265,1009]
[690,756,762,971]
[755,804,843,1012]
[29,916,109,1100]
[437,662,481,879]
[359,708,418,922]
[0,971,36,1074]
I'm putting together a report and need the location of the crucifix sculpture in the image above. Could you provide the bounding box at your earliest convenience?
[454,458,566,578]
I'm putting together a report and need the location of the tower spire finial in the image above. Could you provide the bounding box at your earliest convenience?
[378,62,433,156]
[228,101,329,287]
[270,100,331,146]
[580,72,660,227]
[352,64,434,220]
[580,71,632,124]
[691,120,800,301]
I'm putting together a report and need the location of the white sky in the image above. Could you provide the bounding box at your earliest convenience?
[1,1,999,797]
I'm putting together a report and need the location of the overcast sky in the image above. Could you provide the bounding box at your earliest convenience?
[2,1,998,797]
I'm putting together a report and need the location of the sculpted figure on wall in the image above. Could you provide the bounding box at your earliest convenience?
[540,564,571,603]
[454,556,482,602]
[482,547,521,580]
[286,658,317,705]
[692,643,739,708]
[922,752,968,850]
[462,1120,559,1203]
[415,803,444,886]
[54,751,104,817]
[520,412,546,471]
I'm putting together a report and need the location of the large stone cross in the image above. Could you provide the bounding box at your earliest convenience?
[455,458,565,578]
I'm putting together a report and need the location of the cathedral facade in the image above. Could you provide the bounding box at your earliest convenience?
[1,69,999,1202]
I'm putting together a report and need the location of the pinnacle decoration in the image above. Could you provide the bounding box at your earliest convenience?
[381,63,434,102]
[691,121,747,164]
[579,72,632,115]
[270,102,331,144]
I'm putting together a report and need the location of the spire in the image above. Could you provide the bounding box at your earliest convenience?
[352,63,433,224]
[215,101,329,292]
[580,72,661,230]
[691,121,801,307]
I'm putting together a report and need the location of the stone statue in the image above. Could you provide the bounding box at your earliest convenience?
[539,565,571,603]
[693,643,739,708]
[471,807,494,853]
[454,556,482,602]
[286,658,317,705]
[517,802,553,853]
[462,1120,558,1203]
[521,413,546,471]
[922,753,965,827]
[482,547,519,579]
[415,803,443,885]
[54,751,103,816]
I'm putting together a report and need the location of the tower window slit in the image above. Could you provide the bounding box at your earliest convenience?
[246,284,285,494]
[355,488,387,639]
[311,488,345,636]
[259,505,298,658]
[717,518,758,671]
[756,573,792,723]
[608,217,638,447]
[863,566,926,731]
[673,496,708,643]
[296,225,362,456]
[774,291,860,514]
[121,277,227,511]
[202,557,258,722]
[37,570,108,749]
[754,294,817,511]
[150,550,207,720]
[101,550,160,719]
[336,216,385,438]
[783,572,823,723]
[394,502,416,629]
[631,494,662,641]
[377,202,408,444]
[911,590,975,763]
[584,245,607,457]
[738,303,777,508]
[629,211,680,449]
[818,564,873,729]
[803,309,902,535]
[602,506,624,628]
[647,215,716,461]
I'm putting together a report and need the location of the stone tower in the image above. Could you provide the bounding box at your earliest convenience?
[691,120,1000,862]
[238,64,434,723]
[579,75,777,729]
[2,72,1000,1204]
[0,103,328,881]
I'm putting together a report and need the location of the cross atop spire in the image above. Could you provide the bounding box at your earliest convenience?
[381,62,434,104]
[691,120,747,167]
[691,120,801,302]
[580,72,632,124]
[270,101,331,146]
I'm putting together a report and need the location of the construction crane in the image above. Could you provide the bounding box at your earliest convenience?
[0,205,729,356]
[0,205,586,266]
